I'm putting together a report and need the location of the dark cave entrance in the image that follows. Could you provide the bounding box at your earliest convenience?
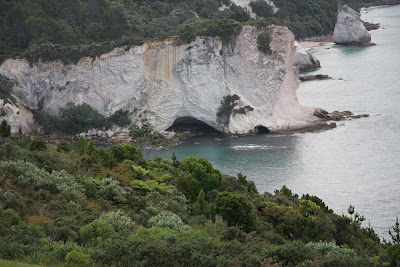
[254,125,270,134]
[167,117,223,136]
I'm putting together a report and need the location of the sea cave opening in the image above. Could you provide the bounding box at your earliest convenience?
[167,117,223,136]
[254,125,270,134]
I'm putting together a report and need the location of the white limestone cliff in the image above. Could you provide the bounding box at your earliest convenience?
[332,4,371,45]
[293,42,321,72]
[0,26,315,134]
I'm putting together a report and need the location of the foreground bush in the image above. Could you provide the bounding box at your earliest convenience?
[0,137,388,266]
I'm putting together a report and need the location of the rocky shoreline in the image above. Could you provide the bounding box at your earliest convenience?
[300,74,332,82]
[273,110,369,135]
[40,109,369,149]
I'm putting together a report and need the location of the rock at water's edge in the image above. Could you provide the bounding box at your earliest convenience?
[332,4,371,45]
[293,42,321,71]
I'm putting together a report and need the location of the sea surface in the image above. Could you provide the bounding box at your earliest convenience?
[147,5,400,239]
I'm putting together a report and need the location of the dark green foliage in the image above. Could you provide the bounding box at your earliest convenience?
[229,4,251,22]
[217,94,254,126]
[215,191,258,232]
[0,120,11,138]
[0,0,373,66]
[217,94,240,118]
[179,24,197,43]
[129,120,166,146]
[109,143,144,165]
[176,156,222,202]
[193,189,207,215]
[250,0,274,18]
[0,206,21,234]
[73,137,88,155]
[35,104,130,134]
[201,19,242,41]
[56,140,70,153]
[29,136,47,151]
[79,219,115,244]
[108,110,131,128]
[302,194,333,213]
[389,217,400,244]
[257,32,271,54]
[59,103,109,134]
[0,74,16,105]
[388,244,400,267]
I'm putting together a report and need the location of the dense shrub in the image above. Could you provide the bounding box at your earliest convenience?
[148,211,190,231]
[215,191,258,232]
[179,24,197,43]
[257,32,271,54]
[0,161,84,199]
[79,219,115,244]
[109,143,145,165]
[175,157,222,202]
[0,120,11,138]
[35,103,131,134]
[81,176,125,202]
[56,140,70,153]
[29,136,47,151]
[65,250,92,266]
[99,211,136,233]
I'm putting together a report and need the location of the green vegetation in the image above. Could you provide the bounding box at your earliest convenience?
[0,136,393,266]
[0,259,40,267]
[34,102,131,134]
[217,94,254,126]
[129,119,166,146]
[0,0,375,65]
[0,74,17,105]
[257,31,271,54]
[0,120,11,138]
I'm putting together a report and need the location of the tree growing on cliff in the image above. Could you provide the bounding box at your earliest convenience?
[217,94,254,128]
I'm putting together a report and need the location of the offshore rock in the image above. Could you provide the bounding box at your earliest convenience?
[332,4,371,45]
[0,26,316,135]
[293,42,321,72]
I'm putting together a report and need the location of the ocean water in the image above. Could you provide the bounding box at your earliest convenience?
[147,5,400,239]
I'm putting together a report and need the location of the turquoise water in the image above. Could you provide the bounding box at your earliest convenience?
[148,5,400,239]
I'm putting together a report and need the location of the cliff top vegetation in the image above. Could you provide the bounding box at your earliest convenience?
[0,0,374,65]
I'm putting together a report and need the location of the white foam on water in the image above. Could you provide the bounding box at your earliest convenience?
[231,144,292,151]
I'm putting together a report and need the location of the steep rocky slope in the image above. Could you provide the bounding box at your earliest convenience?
[0,26,315,134]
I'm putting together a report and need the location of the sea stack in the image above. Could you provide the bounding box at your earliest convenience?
[332,4,371,45]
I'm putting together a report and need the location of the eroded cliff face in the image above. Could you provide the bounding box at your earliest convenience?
[332,4,371,45]
[0,26,315,134]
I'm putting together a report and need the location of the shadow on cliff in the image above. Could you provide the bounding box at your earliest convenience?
[167,117,224,137]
